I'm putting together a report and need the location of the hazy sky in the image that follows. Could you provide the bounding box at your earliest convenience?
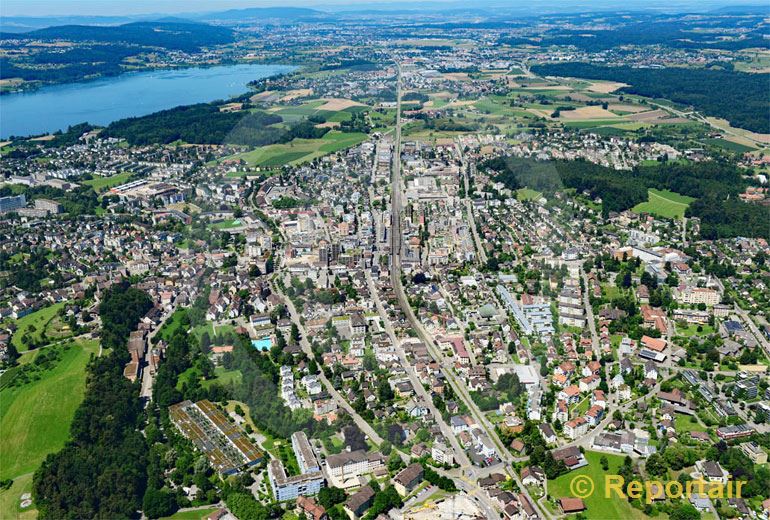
[0,0,755,17]
[5,0,354,17]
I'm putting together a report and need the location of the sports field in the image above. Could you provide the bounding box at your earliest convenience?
[83,171,132,193]
[632,189,695,219]
[0,339,99,481]
[517,188,543,201]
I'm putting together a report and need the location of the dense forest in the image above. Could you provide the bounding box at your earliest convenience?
[481,156,770,239]
[101,103,332,146]
[102,104,282,146]
[531,63,770,134]
[33,283,153,519]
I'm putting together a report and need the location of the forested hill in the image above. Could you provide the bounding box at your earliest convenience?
[2,21,235,52]
[101,103,331,146]
[481,156,770,240]
[531,63,770,134]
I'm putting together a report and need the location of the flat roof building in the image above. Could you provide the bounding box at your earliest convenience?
[169,400,263,476]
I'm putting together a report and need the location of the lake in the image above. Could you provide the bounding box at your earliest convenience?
[0,63,296,139]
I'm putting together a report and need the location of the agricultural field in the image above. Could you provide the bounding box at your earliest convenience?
[231,131,367,167]
[548,451,650,520]
[701,138,756,154]
[9,302,66,352]
[0,339,99,482]
[632,189,695,220]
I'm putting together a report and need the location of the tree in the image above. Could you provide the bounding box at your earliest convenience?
[600,455,609,471]
[318,487,346,509]
[644,452,667,477]
[378,381,394,402]
[387,424,405,446]
[669,503,701,520]
[343,425,367,451]
[142,488,177,519]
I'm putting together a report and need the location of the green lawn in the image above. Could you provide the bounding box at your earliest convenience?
[82,172,132,193]
[9,302,66,352]
[674,413,707,433]
[570,396,591,417]
[549,451,650,520]
[0,339,99,481]
[676,323,714,337]
[202,367,242,388]
[632,189,695,220]
[160,507,219,520]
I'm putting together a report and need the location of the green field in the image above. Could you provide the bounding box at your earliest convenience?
[82,172,132,193]
[674,413,707,433]
[232,131,368,167]
[549,451,649,520]
[0,339,99,481]
[9,302,66,352]
[632,189,695,220]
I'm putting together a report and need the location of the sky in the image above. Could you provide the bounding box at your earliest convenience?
[0,0,757,17]
[5,0,353,17]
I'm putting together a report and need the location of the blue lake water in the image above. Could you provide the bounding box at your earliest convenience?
[0,63,295,139]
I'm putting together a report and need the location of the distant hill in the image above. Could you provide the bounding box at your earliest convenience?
[0,15,136,33]
[709,4,770,14]
[1,20,235,52]
[198,7,329,22]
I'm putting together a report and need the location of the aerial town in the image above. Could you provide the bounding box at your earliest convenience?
[1,3,769,520]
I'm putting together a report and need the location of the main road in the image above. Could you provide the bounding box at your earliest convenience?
[387,60,549,519]
[273,282,385,446]
[455,142,487,266]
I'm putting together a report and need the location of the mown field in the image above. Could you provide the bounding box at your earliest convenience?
[0,339,99,482]
[632,188,695,219]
